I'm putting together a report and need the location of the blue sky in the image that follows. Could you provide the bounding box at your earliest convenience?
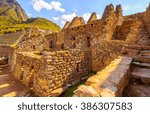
[17,0,150,27]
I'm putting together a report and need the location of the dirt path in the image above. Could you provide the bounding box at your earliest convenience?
[0,65,30,97]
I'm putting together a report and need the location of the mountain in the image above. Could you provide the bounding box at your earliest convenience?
[0,0,28,22]
[24,17,60,31]
[0,0,61,36]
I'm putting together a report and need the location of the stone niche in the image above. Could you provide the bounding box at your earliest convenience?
[0,45,14,65]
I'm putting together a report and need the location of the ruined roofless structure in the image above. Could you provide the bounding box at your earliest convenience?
[0,3,150,97]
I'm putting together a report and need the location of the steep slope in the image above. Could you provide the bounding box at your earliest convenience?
[24,18,60,31]
[0,0,28,22]
[0,0,61,36]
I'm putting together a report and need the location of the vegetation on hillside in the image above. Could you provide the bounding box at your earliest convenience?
[0,17,61,36]
[0,0,61,36]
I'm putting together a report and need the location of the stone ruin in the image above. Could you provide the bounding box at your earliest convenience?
[0,3,150,97]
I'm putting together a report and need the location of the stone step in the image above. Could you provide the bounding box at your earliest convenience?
[121,48,140,56]
[125,45,150,50]
[124,45,142,50]
[135,55,150,63]
[131,67,150,84]
[140,50,150,56]
[133,62,150,68]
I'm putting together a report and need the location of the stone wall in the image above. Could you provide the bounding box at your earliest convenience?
[45,4,124,71]
[112,20,143,42]
[62,22,123,71]
[102,4,117,41]
[45,31,65,50]
[0,45,14,65]
[115,5,123,26]
[91,40,123,71]
[34,49,92,96]
[144,4,150,35]
[16,27,49,52]
[87,12,97,23]
[13,52,44,87]
[13,49,92,96]
[74,56,132,97]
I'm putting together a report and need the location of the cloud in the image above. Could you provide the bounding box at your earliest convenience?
[56,12,101,27]
[60,12,77,27]
[31,0,65,13]
[27,13,31,17]
[53,17,59,21]
[61,12,77,21]
[82,13,91,22]
[51,1,65,13]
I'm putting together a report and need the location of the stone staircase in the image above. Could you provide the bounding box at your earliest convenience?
[123,27,150,97]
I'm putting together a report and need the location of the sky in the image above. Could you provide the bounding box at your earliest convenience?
[17,0,150,27]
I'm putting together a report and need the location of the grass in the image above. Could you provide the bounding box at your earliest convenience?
[0,1,61,36]
[0,17,61,36]
[60,71,97,97]
[60,81,86,97]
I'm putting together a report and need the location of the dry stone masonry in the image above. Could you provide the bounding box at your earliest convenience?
[0,3,150,97]
[74,56,132,97]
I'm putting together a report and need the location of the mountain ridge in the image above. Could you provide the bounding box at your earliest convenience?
[0,0,61,36]
[0,0,28,22]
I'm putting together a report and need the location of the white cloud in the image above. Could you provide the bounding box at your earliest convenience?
[58,12,101,27]
[60,12,77,27]
[51,1,65,13]
[31,0,65,13]
[61,12,77,22]
[61,20,66,27]
[82,13,91,22]
[53,17,59,21]
[27,13,31,17]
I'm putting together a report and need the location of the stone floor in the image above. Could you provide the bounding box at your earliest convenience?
[0,65,30,97]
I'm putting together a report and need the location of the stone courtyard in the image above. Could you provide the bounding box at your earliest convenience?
[0,3,150,97]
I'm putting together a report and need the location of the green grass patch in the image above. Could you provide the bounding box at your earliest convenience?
[60,81,86,97]
[60,71,97,97]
